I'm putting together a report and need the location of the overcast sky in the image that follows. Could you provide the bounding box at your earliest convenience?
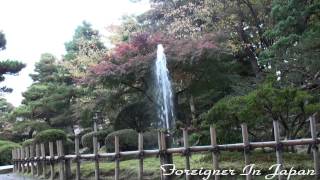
[0,0,150,107]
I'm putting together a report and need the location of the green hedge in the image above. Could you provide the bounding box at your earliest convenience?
[81,128,113,150]
[0,140,21,165]
[105,129,158,152]
[144,130,158,149]
[64,138,74,154]
[22,139,34,147]
[34,129,67,143]
[13,121,50,134]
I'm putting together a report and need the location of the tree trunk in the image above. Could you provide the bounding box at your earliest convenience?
[307,144,312,154]
[189,95,196,126]
[236,0,262,79]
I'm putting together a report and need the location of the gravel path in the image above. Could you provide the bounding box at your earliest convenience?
[0,173,38,180]
[0,166,38,179]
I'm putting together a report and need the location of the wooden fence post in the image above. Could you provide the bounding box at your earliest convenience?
[18,148,22,173]
[17,148,20,173]
[22,147,28,173]
[63,140,72,179]
[183,129,191,180]
[23,147,26,174]
[19,148,22,173]
[15,149,17,172]
[12,149,15,172]
[241,123,251,180]
[310,115,319,178]
[273,120,283,180]
[36,144,41,176]
[25,146,30,173]
[210,125,220,180]
[11,149,15,172]
[15,149,18,172]
[158,131,164,180]
[49,141,55,180]
[75,135,81,180]
[115,135,120,180]
[93,120,100,180]
[159,131,172,180]
[15,149,18,173]
[57,140,65,180]
[40,143,46,178]
[138,133,144,180]
[21,147,25,174]
[11,149,14,172]
[30,145,35,176]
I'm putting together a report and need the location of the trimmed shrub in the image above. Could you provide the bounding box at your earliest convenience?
[22,139,34,147]
[105,129,138,152]
[34,129,67,144]
[0,129,16,141]
[104,129,158,152]
[0,140,21,165]
[143,130,158,149]
[0,140,14,146]
[64,138,74,154]
[81,128,113,150]
[78,128,92,138]
[13,121,50,134]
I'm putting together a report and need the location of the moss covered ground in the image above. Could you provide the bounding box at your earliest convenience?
[20,150,315,179]
[68,151,314,180]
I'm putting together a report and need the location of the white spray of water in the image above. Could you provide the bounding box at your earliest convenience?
[155,44,175,130]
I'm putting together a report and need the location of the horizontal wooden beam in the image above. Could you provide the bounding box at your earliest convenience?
[20,138,316,161]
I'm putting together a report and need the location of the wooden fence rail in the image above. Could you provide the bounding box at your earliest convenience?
[12,118,320,180]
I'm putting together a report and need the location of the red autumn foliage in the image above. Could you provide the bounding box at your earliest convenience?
[90,32,219,80]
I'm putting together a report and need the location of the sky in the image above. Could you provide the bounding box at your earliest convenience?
[0,0,150,107]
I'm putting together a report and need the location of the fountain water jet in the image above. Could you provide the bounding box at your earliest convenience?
[154,44,174,180]
[154,44,175,131]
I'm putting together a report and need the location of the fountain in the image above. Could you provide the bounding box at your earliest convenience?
[154,44,174,179]
[154,44,175,131]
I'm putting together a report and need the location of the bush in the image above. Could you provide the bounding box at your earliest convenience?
[81,128,113,150]
[22,139,34,147]
[34,129,67,144]
[64,138,74,154]
[79,128,92,138]
[105,129,138,152]
[143,130,159,149]
[0,129,16,141]
[13,121,50,134]
[105,129,158,152]
[0,140,21,165]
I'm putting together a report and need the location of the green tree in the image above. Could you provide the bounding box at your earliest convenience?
[0,31,25,92]
[30,53,59,82]
[64,21,105,61]
[261,0,320,89]
[0,31,6,51]
[13,54,75,130]
[205,77,320,144]
[0,98,15,140]
[62,22,108,128]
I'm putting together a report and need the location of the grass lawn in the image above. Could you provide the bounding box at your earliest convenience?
[69,151,315,180]
[20,150,315,179]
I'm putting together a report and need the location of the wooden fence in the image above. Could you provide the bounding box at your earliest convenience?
[11,116,320,180]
